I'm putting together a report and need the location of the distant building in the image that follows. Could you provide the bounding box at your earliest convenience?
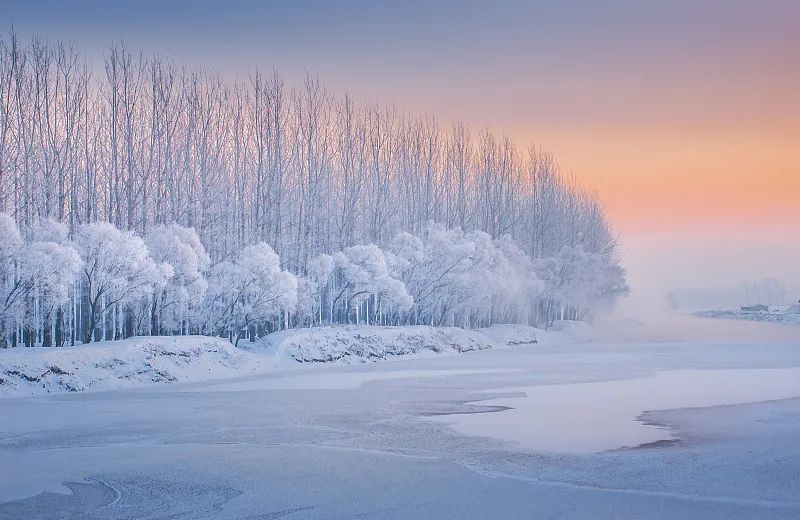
[741,304,769,312]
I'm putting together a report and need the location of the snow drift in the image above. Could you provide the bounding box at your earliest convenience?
[259,325,501,364]
[0,336,267,398]
[0,324,551,398]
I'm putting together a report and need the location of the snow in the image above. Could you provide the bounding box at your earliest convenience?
[0,336,268,398]
[258,325,496,364]
[477,324,541,347]
[429,368,800,454]
[0,324,549,397]
[1,318,799,519]
[535,319,592,343]
[254,323,555,365]
[694,308,800,325]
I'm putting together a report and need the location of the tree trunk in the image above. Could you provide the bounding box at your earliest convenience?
[150,297,159,336]
[84,304,96,344]
[124,312,135,339]
[41,313,53,348]
[55,308,64,347]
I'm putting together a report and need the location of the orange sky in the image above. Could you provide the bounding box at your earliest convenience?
[536,122,800,307]
[542,127,800,236]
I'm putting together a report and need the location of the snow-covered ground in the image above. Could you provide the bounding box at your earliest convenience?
[0,324,553,398]
[1,315,799,519]
[256,325,495,364]
[0,336,269,398]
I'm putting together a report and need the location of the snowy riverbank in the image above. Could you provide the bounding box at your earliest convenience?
[0,324,578,398]
[0,336,268,398]
[693,307,800,326]
[253,323,564,365]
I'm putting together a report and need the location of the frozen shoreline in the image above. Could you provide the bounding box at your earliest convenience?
[0,323,559,398]
[693,308,800,326]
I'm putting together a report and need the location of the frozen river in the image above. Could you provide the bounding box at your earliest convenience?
[1,317,799,519]
[431,367,800,453]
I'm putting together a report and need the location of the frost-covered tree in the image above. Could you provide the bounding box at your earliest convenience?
[388,225,547,327]
[76,222,161,342]
[491,234,543,324]
[23,218,70,244]
[331,244,412,325]
[19,241,82,347]
[0,217,83,347]
[535,245,629,322]
[0,214,25,347]
[296,253,334,326]
[0,32,629,344]
[204,242,297,345]
[145,223,210,334]
[389,224,481,326]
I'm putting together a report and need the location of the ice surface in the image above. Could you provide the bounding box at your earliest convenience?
[430,368,800,453]
[197,368,521,391]
[1,317,799,519]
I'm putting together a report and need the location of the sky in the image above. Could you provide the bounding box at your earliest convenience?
[2,0,798,311]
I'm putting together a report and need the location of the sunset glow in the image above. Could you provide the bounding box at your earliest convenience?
[548,129,800,234]
[2,0,798,303]
[3,3,800,518]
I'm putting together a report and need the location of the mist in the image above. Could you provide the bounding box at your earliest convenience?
[617,228,800,314]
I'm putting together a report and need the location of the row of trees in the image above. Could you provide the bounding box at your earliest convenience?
[0,32,628,347]
[741,278,789,307]
[0,217,626,348]
[0,34,616,264]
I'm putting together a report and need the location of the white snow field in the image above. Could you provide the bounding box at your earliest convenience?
[1,316,799,519]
